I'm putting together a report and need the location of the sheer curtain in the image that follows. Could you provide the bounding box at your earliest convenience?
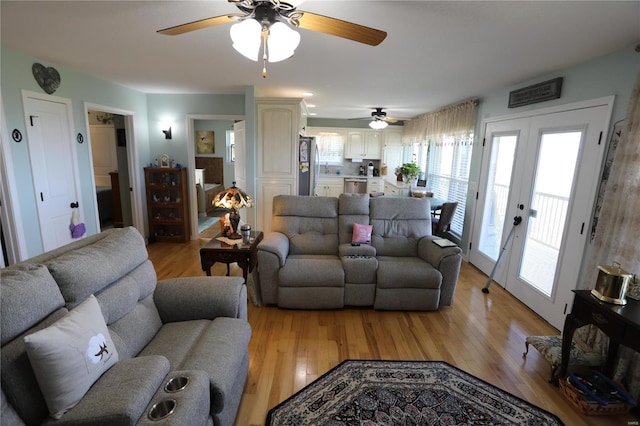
[402,100,478,236]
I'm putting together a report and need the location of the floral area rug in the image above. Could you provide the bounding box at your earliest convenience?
[266,360,564,425]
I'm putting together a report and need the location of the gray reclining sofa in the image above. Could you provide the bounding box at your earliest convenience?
[257,194,462,310]
[1,227,250,426]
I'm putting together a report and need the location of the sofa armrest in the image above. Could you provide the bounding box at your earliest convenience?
[48,356,170,425]
[418,236,463,306]
[418,236,461,267]
[257,232,289,267]
[154,276,247,322]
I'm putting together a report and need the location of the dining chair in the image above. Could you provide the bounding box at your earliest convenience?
[431,202,458,238]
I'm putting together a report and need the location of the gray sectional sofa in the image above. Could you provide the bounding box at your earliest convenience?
[1,227,250,426]
[257,194,463,310]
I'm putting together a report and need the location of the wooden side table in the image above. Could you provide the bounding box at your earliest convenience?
[200,231,263,283]
[559,290,640,379]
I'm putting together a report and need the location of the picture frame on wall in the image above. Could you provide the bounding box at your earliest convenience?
[196,130,215,154]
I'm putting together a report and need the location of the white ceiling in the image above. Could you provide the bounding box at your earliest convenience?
[1,1,638,120]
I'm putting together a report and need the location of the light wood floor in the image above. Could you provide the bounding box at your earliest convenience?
[147,235,637,426]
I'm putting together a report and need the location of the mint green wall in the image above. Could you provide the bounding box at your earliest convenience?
[145,93,244,167]
[1,48,150,258]
[461,44,640,254]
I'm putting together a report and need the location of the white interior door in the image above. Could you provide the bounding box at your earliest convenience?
[470,99,612,329]
[24,93,82,251]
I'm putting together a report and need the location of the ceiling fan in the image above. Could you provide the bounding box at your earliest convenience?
[157,0,387,77]
[351,108,411,130]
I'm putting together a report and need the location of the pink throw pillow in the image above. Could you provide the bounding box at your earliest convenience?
[352,223,373,244]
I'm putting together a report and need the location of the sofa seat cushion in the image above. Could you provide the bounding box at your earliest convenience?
[376,256,442,289]
[138,320,211,368]
[278,255,344,288]
[178,317,251,415]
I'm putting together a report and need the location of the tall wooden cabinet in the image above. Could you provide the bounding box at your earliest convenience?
[144,167,189,243]
[255,98,307,233]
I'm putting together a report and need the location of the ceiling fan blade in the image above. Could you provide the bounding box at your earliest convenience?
[157,14,238,36]
[296,11,386,46]
[386,116,411,122]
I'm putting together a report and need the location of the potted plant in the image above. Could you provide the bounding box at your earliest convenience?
[399,163,421,184]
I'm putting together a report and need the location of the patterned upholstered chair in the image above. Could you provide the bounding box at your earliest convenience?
[523,329,606,380]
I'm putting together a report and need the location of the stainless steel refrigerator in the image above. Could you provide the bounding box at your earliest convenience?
[298,136,319,196]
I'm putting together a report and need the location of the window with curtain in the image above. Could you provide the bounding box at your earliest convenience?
[425,133,474,236]
[315,132,344,164]
[402,100,478,238]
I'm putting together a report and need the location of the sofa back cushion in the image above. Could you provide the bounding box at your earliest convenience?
[45,227,151,309]
[1,264,68,425]
[1,264,65,346]
[44,228,162,360]
[370,197,432,256]
[271,195,339,255]
[338,194,370,245]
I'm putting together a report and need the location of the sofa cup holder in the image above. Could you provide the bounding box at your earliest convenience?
[164,376,189,393]
[148,399,176,421]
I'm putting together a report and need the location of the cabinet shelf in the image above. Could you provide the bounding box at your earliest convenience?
[145,167,189,243]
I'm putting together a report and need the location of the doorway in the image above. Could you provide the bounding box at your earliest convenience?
[84,103,143,238]
[469,97,613,329]
[186,114,244,239]
[87,110,132,230]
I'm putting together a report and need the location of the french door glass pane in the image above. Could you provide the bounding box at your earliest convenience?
[478,134,517,260]
[519,131,582,296]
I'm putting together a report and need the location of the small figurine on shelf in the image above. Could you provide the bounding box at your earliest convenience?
[154,158,160,167]
[152,194,159,202]
[163,195,170,202]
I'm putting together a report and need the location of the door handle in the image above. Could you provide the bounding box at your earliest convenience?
[70,202,79,208]
[513,216,522,226]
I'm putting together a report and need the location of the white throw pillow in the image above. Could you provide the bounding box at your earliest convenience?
[24,295,118,419]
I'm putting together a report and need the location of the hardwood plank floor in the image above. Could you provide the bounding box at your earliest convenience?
[147,236,637,425]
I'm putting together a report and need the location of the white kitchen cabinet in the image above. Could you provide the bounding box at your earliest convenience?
[384,180,410,196]
[383,127,403,147]
[367,178,384,193]
[316,177,343,197]
[345,130,381,160]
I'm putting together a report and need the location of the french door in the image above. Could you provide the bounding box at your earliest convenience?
[470,99,613,329]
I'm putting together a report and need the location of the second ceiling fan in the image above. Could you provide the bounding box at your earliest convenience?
[351,108,411,130]
[158,0,387,77]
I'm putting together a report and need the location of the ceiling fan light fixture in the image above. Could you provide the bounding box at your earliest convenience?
[230,19,262,61]
[267,21,300,62]
[369,119,388,130]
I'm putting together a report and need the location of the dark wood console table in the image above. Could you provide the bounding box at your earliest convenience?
[200,231,263,283]
[559,290,640,378]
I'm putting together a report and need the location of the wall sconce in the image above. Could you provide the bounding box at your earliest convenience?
[160,121,173,140]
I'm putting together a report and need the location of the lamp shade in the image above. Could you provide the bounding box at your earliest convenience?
[369,119,388,130]
[267,22,300,62]
[213,182,254,211]
[230,19,262,61]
